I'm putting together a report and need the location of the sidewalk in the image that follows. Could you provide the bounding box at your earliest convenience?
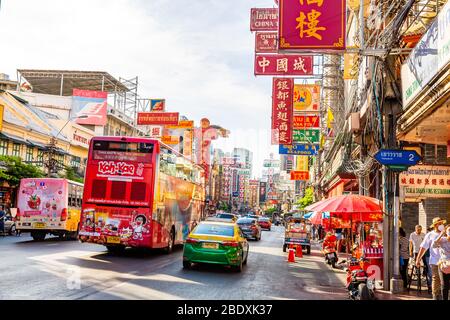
[310,241,432,300]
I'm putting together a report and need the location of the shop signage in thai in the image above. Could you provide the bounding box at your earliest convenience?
[279,144,319,156]
[400,165,450,198]
[401,1,450,108]
[374,149,421,166]
[255,32,278,53]
[137,112,179,125]
[250,8,278,31]
[293,115,320,129]
[272,78,294,145]
[255,54,313,76]
[293,129,320,144]
[278,0,346,51]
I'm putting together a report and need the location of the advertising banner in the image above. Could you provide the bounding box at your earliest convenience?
[272,78,294,145]
[72,89,108,126]
[161,136,180,145]
[183,129,193,160]
[250,8,278,31]
[400,165,450,199]
[401,1,450,108]
[293,115,320,129]
[255,32,278,53]
[278,0,346,50]
[294,84,320,112]
[150,99,165,112]
[137,112,179,125]
[279,144,319,156]
[344,51,359,80]
[259,182,267,202]
[296,156,309,171]
[255,54,313,76]
[0,104,3,132]
[166,120,194,129]
[293,129,321,144]
[290,171,309,181]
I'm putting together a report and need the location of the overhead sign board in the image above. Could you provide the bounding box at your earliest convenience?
[374,149,421,166]
[290,171,309,181]
[255,32,278,53]
[250,8,278,31]
[293,129,320,144]
[255,54,314,76]
[400,165,450,199]
[137,112,179,125]
[279,144,319,156]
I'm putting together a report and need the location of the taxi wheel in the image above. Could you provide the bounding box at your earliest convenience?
[183,261,192,269]
[234,258,243,273]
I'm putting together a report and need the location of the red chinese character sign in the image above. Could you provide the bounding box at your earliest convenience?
[255,55,313,76]
[272,78,294,145]
[278,0,346,51]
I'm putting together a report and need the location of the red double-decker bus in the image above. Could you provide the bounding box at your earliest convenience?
[79,136,205,253]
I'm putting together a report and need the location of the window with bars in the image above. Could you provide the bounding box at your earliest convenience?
[26,146,34,162]
[0,140,8,155]
[37,150,44,165]
[71,156,81,168]
[12,143,21,157]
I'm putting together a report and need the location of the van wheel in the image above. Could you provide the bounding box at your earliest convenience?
[164,229,175,254]
[306,246,311,255]
[31,231,46,241]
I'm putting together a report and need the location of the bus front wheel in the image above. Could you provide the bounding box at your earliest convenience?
[106,245,125,254]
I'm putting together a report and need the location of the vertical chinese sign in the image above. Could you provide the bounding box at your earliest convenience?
[278,0,346,51]
[272,78,294,145]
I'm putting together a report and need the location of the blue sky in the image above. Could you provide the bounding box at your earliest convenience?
[0,0,280,178]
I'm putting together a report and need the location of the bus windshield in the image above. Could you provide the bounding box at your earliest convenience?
[92,140,154,163]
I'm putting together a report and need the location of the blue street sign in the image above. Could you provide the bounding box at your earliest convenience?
[279,144,319,156]
[374,149,421,166]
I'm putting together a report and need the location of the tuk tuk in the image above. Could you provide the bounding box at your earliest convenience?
[283,217,311,254]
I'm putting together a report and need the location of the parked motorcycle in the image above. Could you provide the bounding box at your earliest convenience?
[346,257,376,300]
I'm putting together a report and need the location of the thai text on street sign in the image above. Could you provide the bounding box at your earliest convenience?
[290,171,309,181]
[279,144,319,156]
[165,120,194,129]
[293,129,320,144]
[278,0,346,50]
[255,54,313,76]
[374,149,421,166]
[137,112,179,125]
[293,115,320,129]
[250,8,278,31]
[294,84,320,112]
[272,78,294,145]
[400,165,450,199]
[255,32,278,53]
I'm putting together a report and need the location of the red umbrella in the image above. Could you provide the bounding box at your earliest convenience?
[305,194,383,222]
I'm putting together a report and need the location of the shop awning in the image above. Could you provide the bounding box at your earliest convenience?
[26,140,48,150]
[0,132,31,145]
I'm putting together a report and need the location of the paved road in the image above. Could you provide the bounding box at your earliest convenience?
[0,226,349,300]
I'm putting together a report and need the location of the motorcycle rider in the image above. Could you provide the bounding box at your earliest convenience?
[323,230,338,262]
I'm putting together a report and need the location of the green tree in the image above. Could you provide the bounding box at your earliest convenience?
[297,187,314,209]
[61,166,84,183]
[264,207,277,217]
[0,155,45,187]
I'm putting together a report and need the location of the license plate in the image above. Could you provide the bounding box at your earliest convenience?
[202,242,219,249]
[33,222,46,229]
[107,236,121,244]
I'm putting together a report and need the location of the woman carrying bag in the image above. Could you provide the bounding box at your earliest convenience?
[433,224,450,300]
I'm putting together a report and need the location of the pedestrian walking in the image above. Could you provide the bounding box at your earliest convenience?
[399,228,410,289]
[432,224,450,300]
[416,217,447,300]
[318,224,323,241]
[0,205,5,235]
[409,225,431,292]
[335,228,343,252]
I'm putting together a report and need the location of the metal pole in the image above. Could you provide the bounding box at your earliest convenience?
[382,166,390,291]
[60,74,64,96]
[360,0,365,50]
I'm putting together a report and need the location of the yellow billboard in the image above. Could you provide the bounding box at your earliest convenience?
[293,85,320,112]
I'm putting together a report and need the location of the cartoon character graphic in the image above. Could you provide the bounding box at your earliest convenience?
[120,227,133,241]
[131,214,149,241]
[27,195,41,209]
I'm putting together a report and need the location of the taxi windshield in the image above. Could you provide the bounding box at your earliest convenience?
[193,224,235,237]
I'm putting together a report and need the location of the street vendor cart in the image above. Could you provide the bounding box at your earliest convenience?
[283,218,311,254]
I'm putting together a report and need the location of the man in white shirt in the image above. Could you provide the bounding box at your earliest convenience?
[416,217,447,300]
[409,225,424,257]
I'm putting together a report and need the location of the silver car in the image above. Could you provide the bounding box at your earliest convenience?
[0,214,17,236]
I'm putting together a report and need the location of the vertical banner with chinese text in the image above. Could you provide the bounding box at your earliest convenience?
[272,78,294,145]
